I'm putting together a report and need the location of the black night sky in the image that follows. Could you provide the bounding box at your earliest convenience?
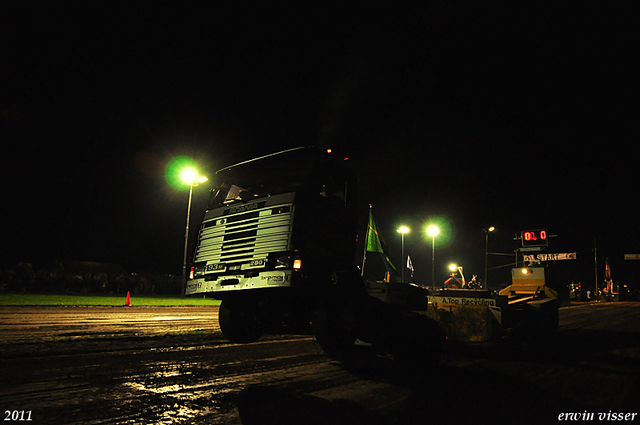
[2,2,639,288]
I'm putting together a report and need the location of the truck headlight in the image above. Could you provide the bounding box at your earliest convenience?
[190,264,206,279]
[274,255,292,269]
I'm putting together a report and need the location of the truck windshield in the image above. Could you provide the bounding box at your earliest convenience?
[209,148,317,209]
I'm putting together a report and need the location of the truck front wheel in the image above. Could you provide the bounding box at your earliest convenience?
[219,299,263,343]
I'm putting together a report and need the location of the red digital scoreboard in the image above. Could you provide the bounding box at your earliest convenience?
[521,229,548,247]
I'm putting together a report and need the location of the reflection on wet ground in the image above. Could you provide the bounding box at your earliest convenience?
[1,304,639,424]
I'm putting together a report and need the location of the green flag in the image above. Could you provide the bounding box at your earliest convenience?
[366,209,384,253]
[365,209,400,280]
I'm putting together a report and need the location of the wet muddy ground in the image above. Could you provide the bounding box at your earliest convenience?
[1,302,639,424]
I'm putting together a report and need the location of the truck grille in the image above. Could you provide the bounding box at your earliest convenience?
[193,201,293,271]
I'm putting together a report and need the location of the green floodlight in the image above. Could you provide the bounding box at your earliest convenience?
[397,226,410,235]
[180,167,199,185]
[426,225,440,238]
[180,168,207,185]
[165,156,202,190]
[423,216,454,248]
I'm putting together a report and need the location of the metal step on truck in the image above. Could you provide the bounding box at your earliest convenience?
[185,146,444,363]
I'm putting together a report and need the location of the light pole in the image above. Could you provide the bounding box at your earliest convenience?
[181,168,208,295]
[397,226,410,282]
[484,226,495,286]
[426,225,440,288]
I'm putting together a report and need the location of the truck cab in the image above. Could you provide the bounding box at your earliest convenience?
[185,146,363,342]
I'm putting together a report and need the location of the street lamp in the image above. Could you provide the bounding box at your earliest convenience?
[397,226,410,282]
[426,225,440,288]
[181,168,208,294]
[484,226,495,286]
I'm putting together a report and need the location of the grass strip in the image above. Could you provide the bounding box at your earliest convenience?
[0,293,220,306]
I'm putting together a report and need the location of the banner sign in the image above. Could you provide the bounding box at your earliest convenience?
[428,296,496,307]
[524,252,577,262]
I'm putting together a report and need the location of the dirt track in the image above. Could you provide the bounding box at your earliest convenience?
[1,302,639,424]
[0,305,220,343]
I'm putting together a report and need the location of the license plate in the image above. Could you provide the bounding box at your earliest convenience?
[206,263,226,272]
[242,259,267,270]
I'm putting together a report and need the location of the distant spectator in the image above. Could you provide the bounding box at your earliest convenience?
[444,272,463,289]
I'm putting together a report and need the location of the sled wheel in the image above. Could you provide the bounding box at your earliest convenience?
[540,302,560,334]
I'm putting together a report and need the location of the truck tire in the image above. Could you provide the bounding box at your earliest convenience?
[219,299,263,343]
[312,306,357,357]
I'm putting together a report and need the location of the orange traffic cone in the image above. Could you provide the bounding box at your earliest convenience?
[124,291,131,306]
